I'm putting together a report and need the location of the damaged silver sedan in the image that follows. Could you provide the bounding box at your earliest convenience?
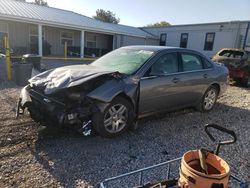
[16,46,228,137]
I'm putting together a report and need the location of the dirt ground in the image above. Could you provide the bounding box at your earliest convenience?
[0,82,249,188]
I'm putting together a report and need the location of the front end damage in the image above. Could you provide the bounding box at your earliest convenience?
[16,66,140,136]
[17,82,100,136]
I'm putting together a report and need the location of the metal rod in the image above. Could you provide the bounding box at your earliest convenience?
[101,158,181,183]
[166,164,170,179]
[139,171,143,185]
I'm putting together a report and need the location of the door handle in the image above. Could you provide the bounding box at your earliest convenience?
[203,74,208,78]
[172,77,179,83]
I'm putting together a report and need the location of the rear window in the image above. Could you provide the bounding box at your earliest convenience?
[219,50,244,59]
[181,53,203,71]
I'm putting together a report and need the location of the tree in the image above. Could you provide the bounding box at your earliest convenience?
[146,21,171,27]
[93,9,120,24]
[34,0,48,6]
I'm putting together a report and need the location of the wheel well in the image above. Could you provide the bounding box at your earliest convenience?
[211,83,220,94]
[116,93,134,108]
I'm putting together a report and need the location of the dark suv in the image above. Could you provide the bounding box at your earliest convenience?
[212,48,250,87]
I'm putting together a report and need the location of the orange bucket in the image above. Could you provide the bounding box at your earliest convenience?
[178,150,230,188]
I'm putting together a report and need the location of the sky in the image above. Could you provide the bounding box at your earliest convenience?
[27,0,250,27]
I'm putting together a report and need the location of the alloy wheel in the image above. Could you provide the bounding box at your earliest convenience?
[103,104,128,133]
[204,89,217,110]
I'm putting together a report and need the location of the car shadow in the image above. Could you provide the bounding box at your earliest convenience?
[32,103,250,187]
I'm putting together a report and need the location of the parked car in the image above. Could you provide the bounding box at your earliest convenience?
[17,46,228,137]
[212,48,250,87]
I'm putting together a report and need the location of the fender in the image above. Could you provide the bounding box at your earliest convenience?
[87,76,140,114]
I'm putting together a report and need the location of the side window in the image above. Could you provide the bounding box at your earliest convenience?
[181,53,203,71]
[150,53,178,75]
[202,57,213,69]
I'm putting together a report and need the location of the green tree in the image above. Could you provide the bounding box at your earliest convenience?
[93,9,120,24]
[34,0,48,6]
[146,21,171,27]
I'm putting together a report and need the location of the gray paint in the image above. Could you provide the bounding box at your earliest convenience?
[20,46,228,118]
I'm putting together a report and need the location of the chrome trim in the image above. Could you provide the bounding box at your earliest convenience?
[141,68,213,80]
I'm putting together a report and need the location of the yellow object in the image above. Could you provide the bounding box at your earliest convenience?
[64,41,67,60]
[4,37,12,81]
[179,150,230,188]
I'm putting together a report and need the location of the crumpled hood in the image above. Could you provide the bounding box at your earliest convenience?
[29,64,115,94]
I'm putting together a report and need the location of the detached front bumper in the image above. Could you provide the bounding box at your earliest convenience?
[16,85,68,125]
[16,85,92,131]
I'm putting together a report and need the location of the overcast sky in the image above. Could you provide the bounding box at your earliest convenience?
[27,0,250,27]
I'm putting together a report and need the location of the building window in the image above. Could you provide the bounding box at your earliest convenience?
[159,33,167,46]
[86,35,97,48]
[29,25,45,44]
[61,31,74,46]
[204,32,215,51]
[180,33,188,48]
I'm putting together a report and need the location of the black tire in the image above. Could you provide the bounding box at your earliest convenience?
[92,96,134,138]
[242,76,250,88]
[196,86,219,112]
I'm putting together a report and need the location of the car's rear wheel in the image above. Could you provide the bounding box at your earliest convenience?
[242,75,250,87]
[92,96,133,138]
[196,86,218,112]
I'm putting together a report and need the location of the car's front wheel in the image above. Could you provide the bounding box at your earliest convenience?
[92,96,133,138]
[196,86,218,112]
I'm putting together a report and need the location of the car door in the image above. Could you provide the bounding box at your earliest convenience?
[176,52,214,106]
[139,52,182,114]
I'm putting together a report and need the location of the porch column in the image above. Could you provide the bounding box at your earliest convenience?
[80,30,85,58]
[38,24,43,56]
[112,35,116,50]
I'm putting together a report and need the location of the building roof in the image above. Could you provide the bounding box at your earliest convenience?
[0,0,156,38]
[142,20,250,29]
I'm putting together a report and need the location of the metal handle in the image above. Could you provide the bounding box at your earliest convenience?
[203,74,208,78]
[205,124,237,155]
[172,77,179,83]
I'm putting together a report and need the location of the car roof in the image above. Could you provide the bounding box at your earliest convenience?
[218,48,250,53]
[121,45,181,52]
[121,45,207,57]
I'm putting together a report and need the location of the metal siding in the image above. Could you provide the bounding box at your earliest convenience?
[85,32,112,49]
[1,20,29,52]
[145,38,159,45]
[122,35,146,46]
[143,22,249,58]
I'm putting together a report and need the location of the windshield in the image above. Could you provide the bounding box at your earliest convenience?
[91,48,154,74]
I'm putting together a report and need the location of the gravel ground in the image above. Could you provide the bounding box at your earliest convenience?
[0,81,249,188]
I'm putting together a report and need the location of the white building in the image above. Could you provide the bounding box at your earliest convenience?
[142,21,250,58]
